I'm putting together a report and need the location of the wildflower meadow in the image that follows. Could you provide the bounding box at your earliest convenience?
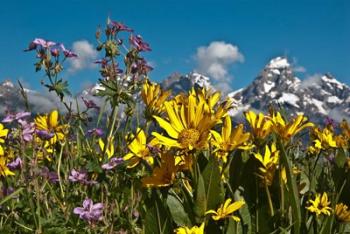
[0,19,349,234]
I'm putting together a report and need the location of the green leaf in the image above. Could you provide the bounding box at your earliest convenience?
[144,191,173,234]
[166,192,191,226]
[194,166,207,222]
[278,140,301,234]
[202,156,224,210]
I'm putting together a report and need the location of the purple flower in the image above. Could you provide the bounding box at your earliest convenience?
[50,48,60,57]
[59,44,78,58]
[2,186,15,197]
[41,167,59,183]
[18,119,35,142]
[324,117,336,128]
[73,198,104,222]
[82,97,100,111]
[86,128,104,137]
[94,59,109,68]
[36,130,54,140]
[102,157,123,170]
[24,38,56,51]
[111,21,133,32]
[69,169,97,185]
[129,35,151,52]
[2,111,31,123]
[69,169,87,182]
[7,157,22,171]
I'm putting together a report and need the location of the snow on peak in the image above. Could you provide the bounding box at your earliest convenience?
[188,72,211,88]
[1,80,14,88]
[321,75,345,90]
[266,57,290,69]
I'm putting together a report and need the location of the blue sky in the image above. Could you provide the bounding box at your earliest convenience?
[0,0,349,93]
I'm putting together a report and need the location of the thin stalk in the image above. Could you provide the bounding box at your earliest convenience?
[265,183,275,217]
[57,142,66,198]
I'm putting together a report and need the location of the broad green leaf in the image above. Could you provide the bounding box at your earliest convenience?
[202,156,224,210]
[166,192,191,227]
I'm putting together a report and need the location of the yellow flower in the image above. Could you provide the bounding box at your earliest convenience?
[245,111,273,139]
[175,223,205,234]
[141,79,171,119]
[306,192,332,216]
[311,127,337,151]
[141,151,178,187]
[0,156,14,176]
[271,112,314,141]
[98,137,114,159]
[211,116,252,162]
[35,110,67,144]
[335,203,350,222]
[205,198,245,221]
[254,143,279,186]
[152,94,219,151]
[0,123,9,156]
[123,128,155,168]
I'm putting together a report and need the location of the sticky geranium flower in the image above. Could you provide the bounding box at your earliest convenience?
[18,119,35,142]
[175,223,205,234]
[110,21,133,32]
[129,34,151,51]
[73,198,104,222]
[87,128,104,137]
[24,38,56,51]
[101,157,123,170]
[306,192,332,216]
[2,111,31,123]
[82,97,100,111]
[59,44,78,58]
[205,198,245,221]
[7,157,22,171]
[41,167,59,183]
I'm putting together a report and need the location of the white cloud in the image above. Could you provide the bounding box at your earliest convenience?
[301,73,322,88]
[293,66,306,73]
[194,41,244,91]
[68,40,98,73]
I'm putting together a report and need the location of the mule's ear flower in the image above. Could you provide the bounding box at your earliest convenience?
[271,112,314,141]
[306,192,332,216]
[175,222,205,234]
[141,151,179,187]
[205,198,245,221]
[335,203,350,222]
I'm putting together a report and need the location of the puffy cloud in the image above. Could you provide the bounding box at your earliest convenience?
[68,40,98,73]
[194,41,244,91]
[301,73,322,88]
[293,66,306,73]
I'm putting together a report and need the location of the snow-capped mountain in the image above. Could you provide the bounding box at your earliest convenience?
[1,56,349,126]
[161,72,212,95]
[228,57,350,123]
